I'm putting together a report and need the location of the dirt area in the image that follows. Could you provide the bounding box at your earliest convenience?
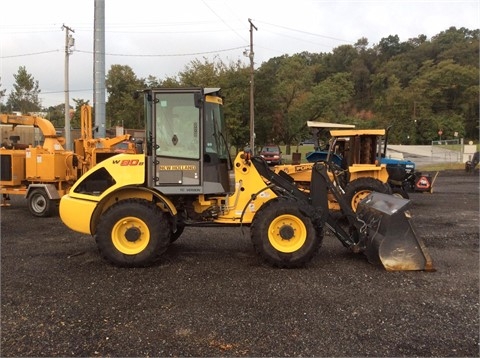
[1,170,478,357]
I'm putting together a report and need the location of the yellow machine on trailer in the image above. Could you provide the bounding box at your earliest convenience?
[59,87,434,271]
[275,124,391,212]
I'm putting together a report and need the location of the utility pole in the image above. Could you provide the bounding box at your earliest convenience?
[62,24,75,150]
[94,0,106,138]
[248,18,257,152]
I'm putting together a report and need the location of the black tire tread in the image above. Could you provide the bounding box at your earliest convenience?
[94,199,171,267]
[250,196,324,268]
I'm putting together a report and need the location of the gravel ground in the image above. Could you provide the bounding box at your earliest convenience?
[1,170,478,357]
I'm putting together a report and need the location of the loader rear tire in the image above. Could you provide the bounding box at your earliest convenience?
[250,197,323,268]
[95,199,171,267]
[344,177,391,212]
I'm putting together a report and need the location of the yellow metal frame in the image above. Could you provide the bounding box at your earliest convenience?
[330,129,386,137]
[60,152,280,234]
[205,153,277,224]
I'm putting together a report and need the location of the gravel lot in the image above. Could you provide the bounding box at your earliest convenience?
[1,170,478,357]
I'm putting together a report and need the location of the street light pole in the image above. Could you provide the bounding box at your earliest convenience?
[248,18,257,152]
[62,24,75,150]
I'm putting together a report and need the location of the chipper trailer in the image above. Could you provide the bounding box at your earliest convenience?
[59,87,434,271]
[0,106,135,217]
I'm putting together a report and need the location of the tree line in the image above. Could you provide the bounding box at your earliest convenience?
[1,26,478,150]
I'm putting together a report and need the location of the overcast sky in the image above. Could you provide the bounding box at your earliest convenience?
[1,0,478,108]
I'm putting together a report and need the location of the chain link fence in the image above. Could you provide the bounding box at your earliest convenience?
[431,139,462,162]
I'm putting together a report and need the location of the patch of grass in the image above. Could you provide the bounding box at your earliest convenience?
[281,145,317,163]
[416,162,465,172]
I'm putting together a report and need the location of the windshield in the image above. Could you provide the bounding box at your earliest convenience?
[154,92,200,159]
[204,99,229,160]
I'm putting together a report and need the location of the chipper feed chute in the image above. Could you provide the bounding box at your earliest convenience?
[357,192,435,271]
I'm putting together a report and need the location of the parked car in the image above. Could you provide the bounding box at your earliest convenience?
[259,144,282,165]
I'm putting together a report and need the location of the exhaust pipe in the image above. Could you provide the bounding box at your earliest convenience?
[357,192,435,271]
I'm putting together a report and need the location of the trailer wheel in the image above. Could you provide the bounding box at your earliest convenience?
[344,177,391,212]
[250,197,323,268]
[28,188,56,217]
[95,199,171,267]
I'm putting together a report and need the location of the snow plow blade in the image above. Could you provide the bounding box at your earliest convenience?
[357,192,435,271]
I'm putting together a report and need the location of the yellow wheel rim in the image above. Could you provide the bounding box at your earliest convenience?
[111,216,150,255]
[351,190,371,212]
[268,214,307,253]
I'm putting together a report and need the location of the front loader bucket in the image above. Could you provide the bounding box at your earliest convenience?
[357,192,435,271]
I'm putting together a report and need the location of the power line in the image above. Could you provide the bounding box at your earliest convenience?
[256,20,354,44]
[201,0,247,43]
[1,46,247,59]
[75,46,247,57]
[1,50,59,59]
[41,88,93,95]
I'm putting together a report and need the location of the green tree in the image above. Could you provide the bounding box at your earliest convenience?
[175,57,251,151]
[432,27,479,62]
[218,61,250,152]
[145,75,163,88]
[71,98,90,129]
[372,75,412,143]
[306,72,355,125]
[45,104,66,127]
[177,57,226,87]
[324,45,359,74]
[106,65,145,129]
[376,35,413,61]
[0,76,6,108]
[406,59,478,142]
[255,54,316,153]
[6,66,41,114]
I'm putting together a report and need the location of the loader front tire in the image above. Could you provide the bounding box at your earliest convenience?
[95,199,171,267]
[250,197,323,268]
[344,177,391,212]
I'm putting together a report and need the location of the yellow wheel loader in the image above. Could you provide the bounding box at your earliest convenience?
[59,87,434,271]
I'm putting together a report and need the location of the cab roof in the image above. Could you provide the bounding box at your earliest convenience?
[307,121,355,129]
[330,129,386,137]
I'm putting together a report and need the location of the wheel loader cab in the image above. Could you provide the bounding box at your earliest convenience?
[145,88,232,195]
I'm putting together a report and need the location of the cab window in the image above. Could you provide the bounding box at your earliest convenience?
[154,93,200,159]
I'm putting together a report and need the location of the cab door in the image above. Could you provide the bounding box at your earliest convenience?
[152,89,202,193]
